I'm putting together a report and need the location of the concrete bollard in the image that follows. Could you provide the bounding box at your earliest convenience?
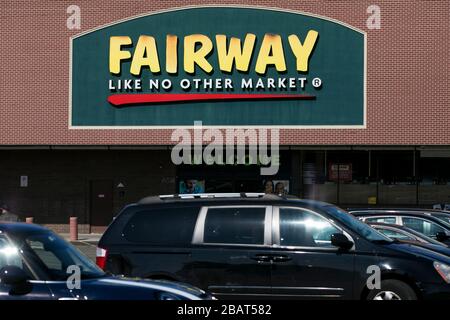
[25,217,34,224]
[69,217,78,241]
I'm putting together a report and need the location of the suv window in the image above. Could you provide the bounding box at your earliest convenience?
[203,207,266,245]
[365,217,397,224]
[401,217,445,237]
[279,208,341,247]
[123,206,200,245]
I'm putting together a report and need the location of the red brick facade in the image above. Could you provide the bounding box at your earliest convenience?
[1,0,449,146]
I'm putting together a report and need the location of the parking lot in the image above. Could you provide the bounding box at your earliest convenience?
[2,193,450,301]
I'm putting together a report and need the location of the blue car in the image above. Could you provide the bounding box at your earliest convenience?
[0,223,213,300]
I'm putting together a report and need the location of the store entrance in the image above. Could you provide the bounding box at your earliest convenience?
[89,180,113,233]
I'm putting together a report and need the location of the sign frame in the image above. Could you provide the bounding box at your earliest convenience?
[68,5,367,129]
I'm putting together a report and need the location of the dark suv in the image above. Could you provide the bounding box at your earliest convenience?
[98,193,450,300]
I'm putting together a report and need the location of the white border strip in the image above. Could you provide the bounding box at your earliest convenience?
[68,5,367,130]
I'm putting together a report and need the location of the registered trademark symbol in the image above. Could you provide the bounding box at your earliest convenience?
[312,77,322,88]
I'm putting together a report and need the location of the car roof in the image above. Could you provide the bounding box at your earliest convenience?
[350,209,450,227]
[349,209,443,216]
[348,208,450,215]
[0,222,50,234]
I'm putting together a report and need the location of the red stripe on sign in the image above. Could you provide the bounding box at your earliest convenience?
[107,93,316,107]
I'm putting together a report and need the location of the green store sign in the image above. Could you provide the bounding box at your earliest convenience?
[70,6,366,128]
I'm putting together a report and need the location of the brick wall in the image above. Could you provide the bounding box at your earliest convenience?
[0,0,448,146]
[43,223,90,234]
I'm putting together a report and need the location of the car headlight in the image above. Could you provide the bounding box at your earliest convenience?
[433,261,450,284]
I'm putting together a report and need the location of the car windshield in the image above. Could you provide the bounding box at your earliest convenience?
[16,231,105,281]
[323,206,393,242]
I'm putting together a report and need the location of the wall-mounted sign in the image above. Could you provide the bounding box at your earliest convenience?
[20,175,28,187]
[70,6,366,128]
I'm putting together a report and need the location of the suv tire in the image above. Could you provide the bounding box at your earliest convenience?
[367,279,417,300]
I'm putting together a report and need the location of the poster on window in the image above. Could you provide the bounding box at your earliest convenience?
[179,179,205,194]
[328,163,353,182]
[262,180,290,195]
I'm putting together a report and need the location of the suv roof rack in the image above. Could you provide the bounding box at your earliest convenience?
[137,193,299,204]
[159,193,266,200]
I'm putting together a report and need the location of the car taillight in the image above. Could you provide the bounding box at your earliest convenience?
[96,247,108,270]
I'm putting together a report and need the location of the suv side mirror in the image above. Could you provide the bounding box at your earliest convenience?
[0,266,28,289]
[331,233,354,250]
[436,231,450,242]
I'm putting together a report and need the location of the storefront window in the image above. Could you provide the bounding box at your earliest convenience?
[418,154,450,205]
[302,150,421,206]
[176,151,292,194]
[329,151,374,205]
[175,149,450,207]
[372,151,416,205]
[302,151,337,203]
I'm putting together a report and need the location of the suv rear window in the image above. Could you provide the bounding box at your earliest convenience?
[123,206,200,245]
[203,207,266,245]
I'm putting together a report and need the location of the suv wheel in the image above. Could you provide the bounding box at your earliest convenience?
[367,279,417,300]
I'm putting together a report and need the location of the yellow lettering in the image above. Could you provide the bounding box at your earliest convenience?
[255,34,286,75]
[184,34,213,74]
[109,36,132,74]
[288,30,319,72]
[166,34,178,74]
[216,34,256,72]
[130,35,160,75]
[110,32,316,76]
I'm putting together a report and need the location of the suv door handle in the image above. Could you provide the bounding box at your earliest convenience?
[251,254,272,262]
[271,255,292,262]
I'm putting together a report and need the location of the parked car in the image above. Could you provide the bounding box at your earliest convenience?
[367,222,447,245]
[98,193,450,300]
[424,210,450,225]
[0,222,212,300]
[367,222,450,257]
[359,208,450,225]
[348,209,450,245]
